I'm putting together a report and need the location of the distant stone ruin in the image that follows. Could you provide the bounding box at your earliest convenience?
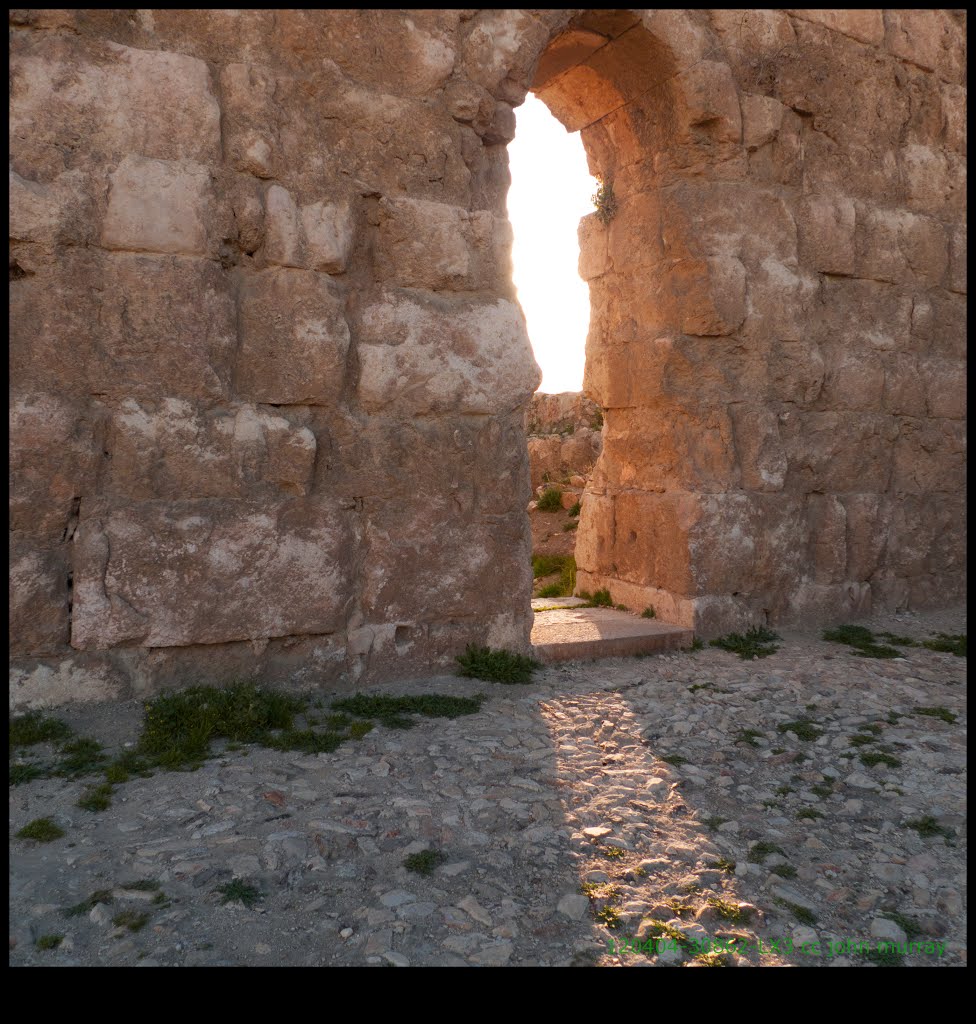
[9,10,966,705]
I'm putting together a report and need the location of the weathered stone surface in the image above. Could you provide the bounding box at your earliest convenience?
[9,34,221,177]
[10,251,237,402]
[356,293,540,415]
[101,156,210,256]
[236,269,350,406]
[9,536,70,658]
[72,498,353,649]
[104,400,317,500]
[9,393,102,541]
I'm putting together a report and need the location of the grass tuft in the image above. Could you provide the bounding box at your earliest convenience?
[777,718,823,742]
[16,817,65,842]
[217,879,263,909]
[641,606,656,619]
[536,488,563,513]
[63,890,114,917]
[9,712,73,748]
[112,910,150,932]
[920,633,965,657]
[333,693,484,729]
[455,645,539,684]
[905,815,954,841]
[748,841,785,864]
[77,783,114,812]
[403,849,448,876]
[913,706,957,724]
[35,934,64,951]
[710,626,780,659]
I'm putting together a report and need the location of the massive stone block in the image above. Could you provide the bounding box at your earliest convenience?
[72,498,354,649]
[236,269,351,405]
[10,251,237,402]
[356,293,540,415]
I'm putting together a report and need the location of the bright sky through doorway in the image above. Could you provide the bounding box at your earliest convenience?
[507,93,597,395]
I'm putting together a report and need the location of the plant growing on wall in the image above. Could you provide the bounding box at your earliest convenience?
[591,177,618,225]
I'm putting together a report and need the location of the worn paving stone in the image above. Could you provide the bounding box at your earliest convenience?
[9,607,966,967]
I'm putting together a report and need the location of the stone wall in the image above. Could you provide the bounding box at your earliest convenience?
[526,392,603,492]
[9,10,966,706]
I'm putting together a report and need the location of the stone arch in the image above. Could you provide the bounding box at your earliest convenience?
[511,10,761,632]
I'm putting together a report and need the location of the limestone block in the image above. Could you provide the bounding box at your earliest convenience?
[575,491,697,596]
[9,536,70,657]
[729,405,787,492]
[885,10,965,82]
[899,144,960,217]
[301,201,355,274]
[819,279,911,352]
[578,213,610,280]
[708,9,796,62]
[356,293,540,415]
[71,498,353,649]
[237,269,350,406]
[10,252,237,402]
[745,259,818,341]
[921,359,966,420]
[841,494,890,582]
[375,198,509,292]
[740,94,787,151]
[599,404,738,492]
[820,349,885,412]
[8,168,90,244]
[892,421,965,494]
[673,256,746,336]
[101,156,210,256]
[662,181,798,267]
[462,9,550,99]
[897,214,948,288]
[361,504,530,622]
[768,340,825,406]
[9,393,101,541]
[689,493,806,601]
[608,192,664,270]
[855,205,911,283]
[104,400,317,500]
[781,411,896,493]
[806,494,848,584]
[947,224,966,294]
[881,355,927,418]
[940,83,966,155]
[220,62,279,178]
[264,184,303,268]
[797,194,855,275]
[789,10,884,46]
[9,36,220,176]
[908,290,966,359]
[675,60,742,145]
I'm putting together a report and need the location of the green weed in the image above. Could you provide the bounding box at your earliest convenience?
[16,817,65,842]
[455,645,539,684]
[77,783,113,812]
[217,879,263,909]
[913,706,957,724]
[710,626,780,659]
[35,934,64,951]
[748,841,785,864]
[536,488,563,513]
[921,633,965,657]
[404,849,448,876]
[9,712,73,748]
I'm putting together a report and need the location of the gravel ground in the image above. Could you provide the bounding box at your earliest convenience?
[9,605,966,967]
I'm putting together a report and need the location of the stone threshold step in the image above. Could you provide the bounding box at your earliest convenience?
[530,606,693,663]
